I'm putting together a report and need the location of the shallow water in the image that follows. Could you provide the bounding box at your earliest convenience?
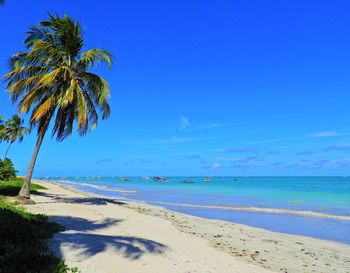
[48,176,350,245]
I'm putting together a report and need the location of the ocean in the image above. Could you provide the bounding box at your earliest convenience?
[48,176,350,245]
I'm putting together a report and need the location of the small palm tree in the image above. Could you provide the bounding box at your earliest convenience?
[4,14,112,199]
[1,115,29,159]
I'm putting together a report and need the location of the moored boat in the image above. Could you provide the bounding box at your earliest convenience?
[181,179,194,184]
[141,176,151,180]
[203,176,213,182]
[119,177,130,181]
[153,176,167,182]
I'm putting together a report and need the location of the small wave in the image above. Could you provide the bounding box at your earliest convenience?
[126,199,350,221]
[57,180,137,194]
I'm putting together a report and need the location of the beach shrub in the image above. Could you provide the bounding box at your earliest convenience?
[0,158,17,180]
[0,173,77,273]
[54,260,80,273]
[0,182,76,273]
[0,199,68,273]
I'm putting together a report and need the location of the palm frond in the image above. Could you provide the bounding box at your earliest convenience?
[4,14,112,141]
[77,49,112,69]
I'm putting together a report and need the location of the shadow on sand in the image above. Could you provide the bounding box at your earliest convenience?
[35,190,167,260]
[52,232,167,260]
[50,215,167,260]
[36,191,126,206]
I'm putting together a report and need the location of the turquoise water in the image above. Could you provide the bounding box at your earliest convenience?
[49,176,350,244]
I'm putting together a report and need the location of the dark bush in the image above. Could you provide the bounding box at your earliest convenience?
[0,158,17,180]
[0,200,65,273]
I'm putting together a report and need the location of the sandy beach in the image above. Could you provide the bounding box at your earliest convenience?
[26,181,350,273]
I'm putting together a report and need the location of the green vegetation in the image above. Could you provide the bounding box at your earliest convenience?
[0,115,29,159]
[0,177,45,196]
[4,14,112,199]
[0,198,63,273]
[0,178,78,273]
[0,158,17,181]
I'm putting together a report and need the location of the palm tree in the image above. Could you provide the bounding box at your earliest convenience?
[4,14,112,199]
[0,116,4,142]
[1,115,29,159]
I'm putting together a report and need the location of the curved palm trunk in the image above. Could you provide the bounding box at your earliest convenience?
[4,141,13,159]
[18,129,47,199]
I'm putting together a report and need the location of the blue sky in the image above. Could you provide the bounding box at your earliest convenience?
[1,0,350,176]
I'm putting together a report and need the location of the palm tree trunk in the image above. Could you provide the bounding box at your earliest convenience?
[4,142,13,159]
[18,129,47,199]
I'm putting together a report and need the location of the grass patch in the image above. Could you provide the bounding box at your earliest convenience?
[0,199,65,273]
[0,177,46,196]
[0,179,76,273]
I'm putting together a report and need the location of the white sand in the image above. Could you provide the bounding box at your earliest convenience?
[27,181,350,273]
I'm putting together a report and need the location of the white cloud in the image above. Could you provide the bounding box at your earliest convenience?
[154,136,198,144]
[197,123,225,130]
[118,136,199,145]
[222,148,256,154]
[214,157,240,161]
[179,116,191,130]
[309,131,350,137]
[324,144,350,151]
[207,162,221,170]
[246,139,284,144]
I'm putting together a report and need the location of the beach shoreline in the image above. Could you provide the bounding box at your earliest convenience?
[27,180,350,273]
[55,177,350,245]
[55,178,350,222]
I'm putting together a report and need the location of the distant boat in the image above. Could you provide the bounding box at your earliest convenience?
[141,176,151,181]
[203,176,213,182]
[119,177,130,181]
[181,179,194,184]
[153,176,167,182]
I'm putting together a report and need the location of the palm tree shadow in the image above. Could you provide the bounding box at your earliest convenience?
[50,216,168,261]
[52,233,167,260]
[36,191,126,206]
[51,216,123,232]
[62,197,126,206]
